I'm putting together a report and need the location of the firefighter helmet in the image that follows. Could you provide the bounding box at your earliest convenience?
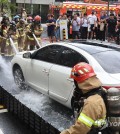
[13,15,20,19]
[2,15,9,21]
[22,8,26,11]
[27,16,33,20]
[34,15,41,21]
[70,62,96,83]
[19,19,25,24]
[10,21,16,26]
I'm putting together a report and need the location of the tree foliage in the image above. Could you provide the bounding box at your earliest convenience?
[0,0,17,16]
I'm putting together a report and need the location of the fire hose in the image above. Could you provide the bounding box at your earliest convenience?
[32,33,42,48]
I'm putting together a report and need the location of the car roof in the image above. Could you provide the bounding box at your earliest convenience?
[60,40,120,55]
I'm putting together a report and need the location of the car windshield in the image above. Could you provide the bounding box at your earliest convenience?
[73,43,120,74]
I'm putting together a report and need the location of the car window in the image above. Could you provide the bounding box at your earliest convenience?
[33,45,62,64]
[57,47,88,67]
[93,50,120,73]
[74,43,120,54]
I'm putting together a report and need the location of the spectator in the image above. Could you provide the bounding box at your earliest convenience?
[76,13,82,36]
[67,15,72,39]
[81,13,88,39]
[46,14,56,43]
[87,11,97,39]
[100,11,107,20]
[117,13,120,21]
[115,19,120,45]
[92,11,99,39]
[99,19,106,41]
[55,15,62,41]
[72,14,80,39]
[62,13,68,20]
[107,13,117,42]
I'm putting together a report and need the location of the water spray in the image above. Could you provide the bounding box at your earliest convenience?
[9,37,19,54]
[32,33,42,48]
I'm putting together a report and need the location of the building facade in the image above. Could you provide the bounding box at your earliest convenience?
[13,0,119,22]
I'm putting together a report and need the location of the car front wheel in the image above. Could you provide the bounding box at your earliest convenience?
[13,66,27,89]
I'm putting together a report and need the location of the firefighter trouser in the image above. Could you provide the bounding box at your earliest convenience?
[0,38,6,55]
[24,35,41,51]
[18,35,25,51]
[6,40,18,56]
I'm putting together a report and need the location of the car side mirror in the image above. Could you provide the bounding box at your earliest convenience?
[23,52,31,59]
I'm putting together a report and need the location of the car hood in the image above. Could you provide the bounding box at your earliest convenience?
[17,50,35,55]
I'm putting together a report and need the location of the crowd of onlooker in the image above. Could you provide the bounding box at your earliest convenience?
[46,11,120,44]
[0,9,120,56]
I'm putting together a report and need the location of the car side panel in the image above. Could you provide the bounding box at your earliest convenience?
[25,60,53,95]
[49,64,74,103]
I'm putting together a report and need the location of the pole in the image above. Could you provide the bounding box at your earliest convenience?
[108,0,109,16]
[24,0,25,8]
[40,4,41,16]
[30,0,33,15]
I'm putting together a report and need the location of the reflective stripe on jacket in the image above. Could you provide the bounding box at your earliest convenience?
[60,94,106,134]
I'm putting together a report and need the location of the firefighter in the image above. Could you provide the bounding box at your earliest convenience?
[16,19,26,51]
[60,62,111,134]
[21,8,27,21]
[0,16,9,55]
[13,15,20,24]
[27,16,33,24]
[1,15,10,25]
[24,15,43,50]
[6,21,19,56]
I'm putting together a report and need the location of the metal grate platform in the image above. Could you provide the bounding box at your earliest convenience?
[0,85,60,134]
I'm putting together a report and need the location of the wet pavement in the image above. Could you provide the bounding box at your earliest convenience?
[0,56,74,133]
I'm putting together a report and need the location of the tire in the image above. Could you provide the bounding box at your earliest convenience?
[13,66,27,89]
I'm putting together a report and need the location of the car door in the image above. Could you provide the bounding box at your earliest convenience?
[49,46,88,102]
[25,45,62,95]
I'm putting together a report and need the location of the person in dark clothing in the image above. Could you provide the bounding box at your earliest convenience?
[98,19,107,41]
[116,20,120,45]
[107,14,117,42]
[67,15,72,39]
[46,14,56,43]
[100,11,107,20]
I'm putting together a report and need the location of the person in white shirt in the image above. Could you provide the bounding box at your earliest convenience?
[55,15,62,41]
[81,13,88,39]
[72,14,80,39]
[87,11,97,39]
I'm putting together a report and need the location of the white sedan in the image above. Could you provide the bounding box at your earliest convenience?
[11,41,120,108]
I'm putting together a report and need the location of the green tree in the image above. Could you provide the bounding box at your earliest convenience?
[0,0,17,17]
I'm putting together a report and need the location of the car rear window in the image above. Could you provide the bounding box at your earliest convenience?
[92,50,120,73]
[74,43,120,54]
[70,43,120,73]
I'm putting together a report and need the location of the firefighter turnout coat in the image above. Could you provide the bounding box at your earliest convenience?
[60,93,106,134]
